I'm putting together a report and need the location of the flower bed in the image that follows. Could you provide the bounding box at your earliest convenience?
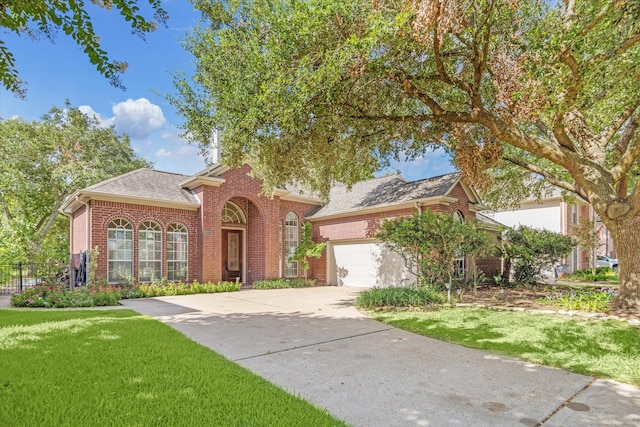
[10,280,241,308]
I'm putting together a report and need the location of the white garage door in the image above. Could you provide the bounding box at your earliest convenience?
[329,241,415,287]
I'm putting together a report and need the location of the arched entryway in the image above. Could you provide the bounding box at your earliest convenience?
[220,197,266,283]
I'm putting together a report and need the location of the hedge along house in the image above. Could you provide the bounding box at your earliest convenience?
[61,163,500,286]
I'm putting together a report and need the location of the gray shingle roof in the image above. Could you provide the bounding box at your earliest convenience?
[306,172,461,218]
[82,169,198,205]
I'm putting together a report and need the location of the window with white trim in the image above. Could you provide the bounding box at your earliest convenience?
[138,221,162,282]
[222,202,246,224]
[167,223,188,282]
[107,219,133,284]
[285,212,299,277]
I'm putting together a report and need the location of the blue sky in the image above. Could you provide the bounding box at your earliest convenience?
[0,1,455,181]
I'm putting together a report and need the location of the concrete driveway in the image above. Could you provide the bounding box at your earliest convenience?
[120,287,640,426]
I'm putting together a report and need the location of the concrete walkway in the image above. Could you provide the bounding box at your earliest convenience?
[118,287,640,426]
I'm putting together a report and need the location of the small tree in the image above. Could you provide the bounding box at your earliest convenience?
[290,222,326,280]
[499,226,574,285]
[463,223,495,294]
[572,219,602,276]
[375,211,492,289]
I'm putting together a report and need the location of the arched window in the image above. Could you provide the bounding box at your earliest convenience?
[222,202,246,224]
[107,219,133,284]
[139,221,162,282]
[285,212,299,277]
[167,223,188,282]
[453,211,465,278]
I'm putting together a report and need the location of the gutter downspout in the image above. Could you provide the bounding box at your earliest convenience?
[414,202,421,214]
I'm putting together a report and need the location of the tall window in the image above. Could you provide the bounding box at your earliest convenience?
[167,223,188,281]
[107,219,133,283]
[139,221,162,282]
[453,211,465,278]
[285,212,299,277]
[571,204,578,223]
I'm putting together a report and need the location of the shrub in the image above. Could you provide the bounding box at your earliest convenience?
[536,287,616,313]
[253,278,316,289]
[10,284,123,308]
[10,280,241,308]
[136,280,241,297]
[355,286,444,309]
[566,267,616,282]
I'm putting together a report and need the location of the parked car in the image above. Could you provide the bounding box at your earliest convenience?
[596,255,618,272]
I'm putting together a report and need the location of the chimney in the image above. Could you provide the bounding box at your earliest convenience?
[210,128,222,164]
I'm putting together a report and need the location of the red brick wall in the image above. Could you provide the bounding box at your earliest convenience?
[212,165,320,282]
[79,168,483,285]
[429,183,478,220]
[89,200,199,283]
[309,184,479,284]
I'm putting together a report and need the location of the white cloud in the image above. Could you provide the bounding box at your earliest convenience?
[155,148,172,157]
[111,98,166,139]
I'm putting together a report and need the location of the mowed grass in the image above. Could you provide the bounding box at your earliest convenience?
[373,308,640,386]
[0,310,347,427]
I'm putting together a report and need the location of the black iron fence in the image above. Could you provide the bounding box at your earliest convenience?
[0,255,88,295]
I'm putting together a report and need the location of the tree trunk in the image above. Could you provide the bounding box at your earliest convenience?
[501,257,512,284]
[605,216,640,310]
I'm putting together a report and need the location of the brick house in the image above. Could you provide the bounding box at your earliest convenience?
[61,164,500,286]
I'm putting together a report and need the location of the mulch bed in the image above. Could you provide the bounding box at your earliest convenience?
[451,284,640,323]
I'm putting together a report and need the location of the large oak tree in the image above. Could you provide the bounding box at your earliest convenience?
[172,0,640,308]
[0,104,150,262]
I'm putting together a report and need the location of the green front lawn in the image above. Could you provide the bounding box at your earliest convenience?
[0,310,347,427]
[373,308,640,386]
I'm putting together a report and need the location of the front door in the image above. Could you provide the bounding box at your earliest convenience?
[222,229,242,282]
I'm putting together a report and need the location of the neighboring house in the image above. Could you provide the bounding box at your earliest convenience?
[489,188,615,274]
[60,164,499,287]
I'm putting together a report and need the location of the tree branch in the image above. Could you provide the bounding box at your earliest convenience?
[38,201,61,242]
[551,120,577,151]
[563,0,577,26]
[502,154,586,199]
[345,111,475,124]
[432,8,472,95]
[611,111,640,182]
[535,119,558,144]
[559,47,581,109]
[580,1,616,36]
[387,71,444,114]
[0,198,13,221]
[564,110,600,161]
[602,106,637,148]
[587,29,640,66]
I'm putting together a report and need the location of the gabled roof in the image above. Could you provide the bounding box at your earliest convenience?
[61,169,200,212]
[306,172,476,220]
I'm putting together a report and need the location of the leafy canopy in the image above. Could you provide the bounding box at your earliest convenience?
[173,0,639,210]
[0,103,151,261]
[1,0,168,97]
